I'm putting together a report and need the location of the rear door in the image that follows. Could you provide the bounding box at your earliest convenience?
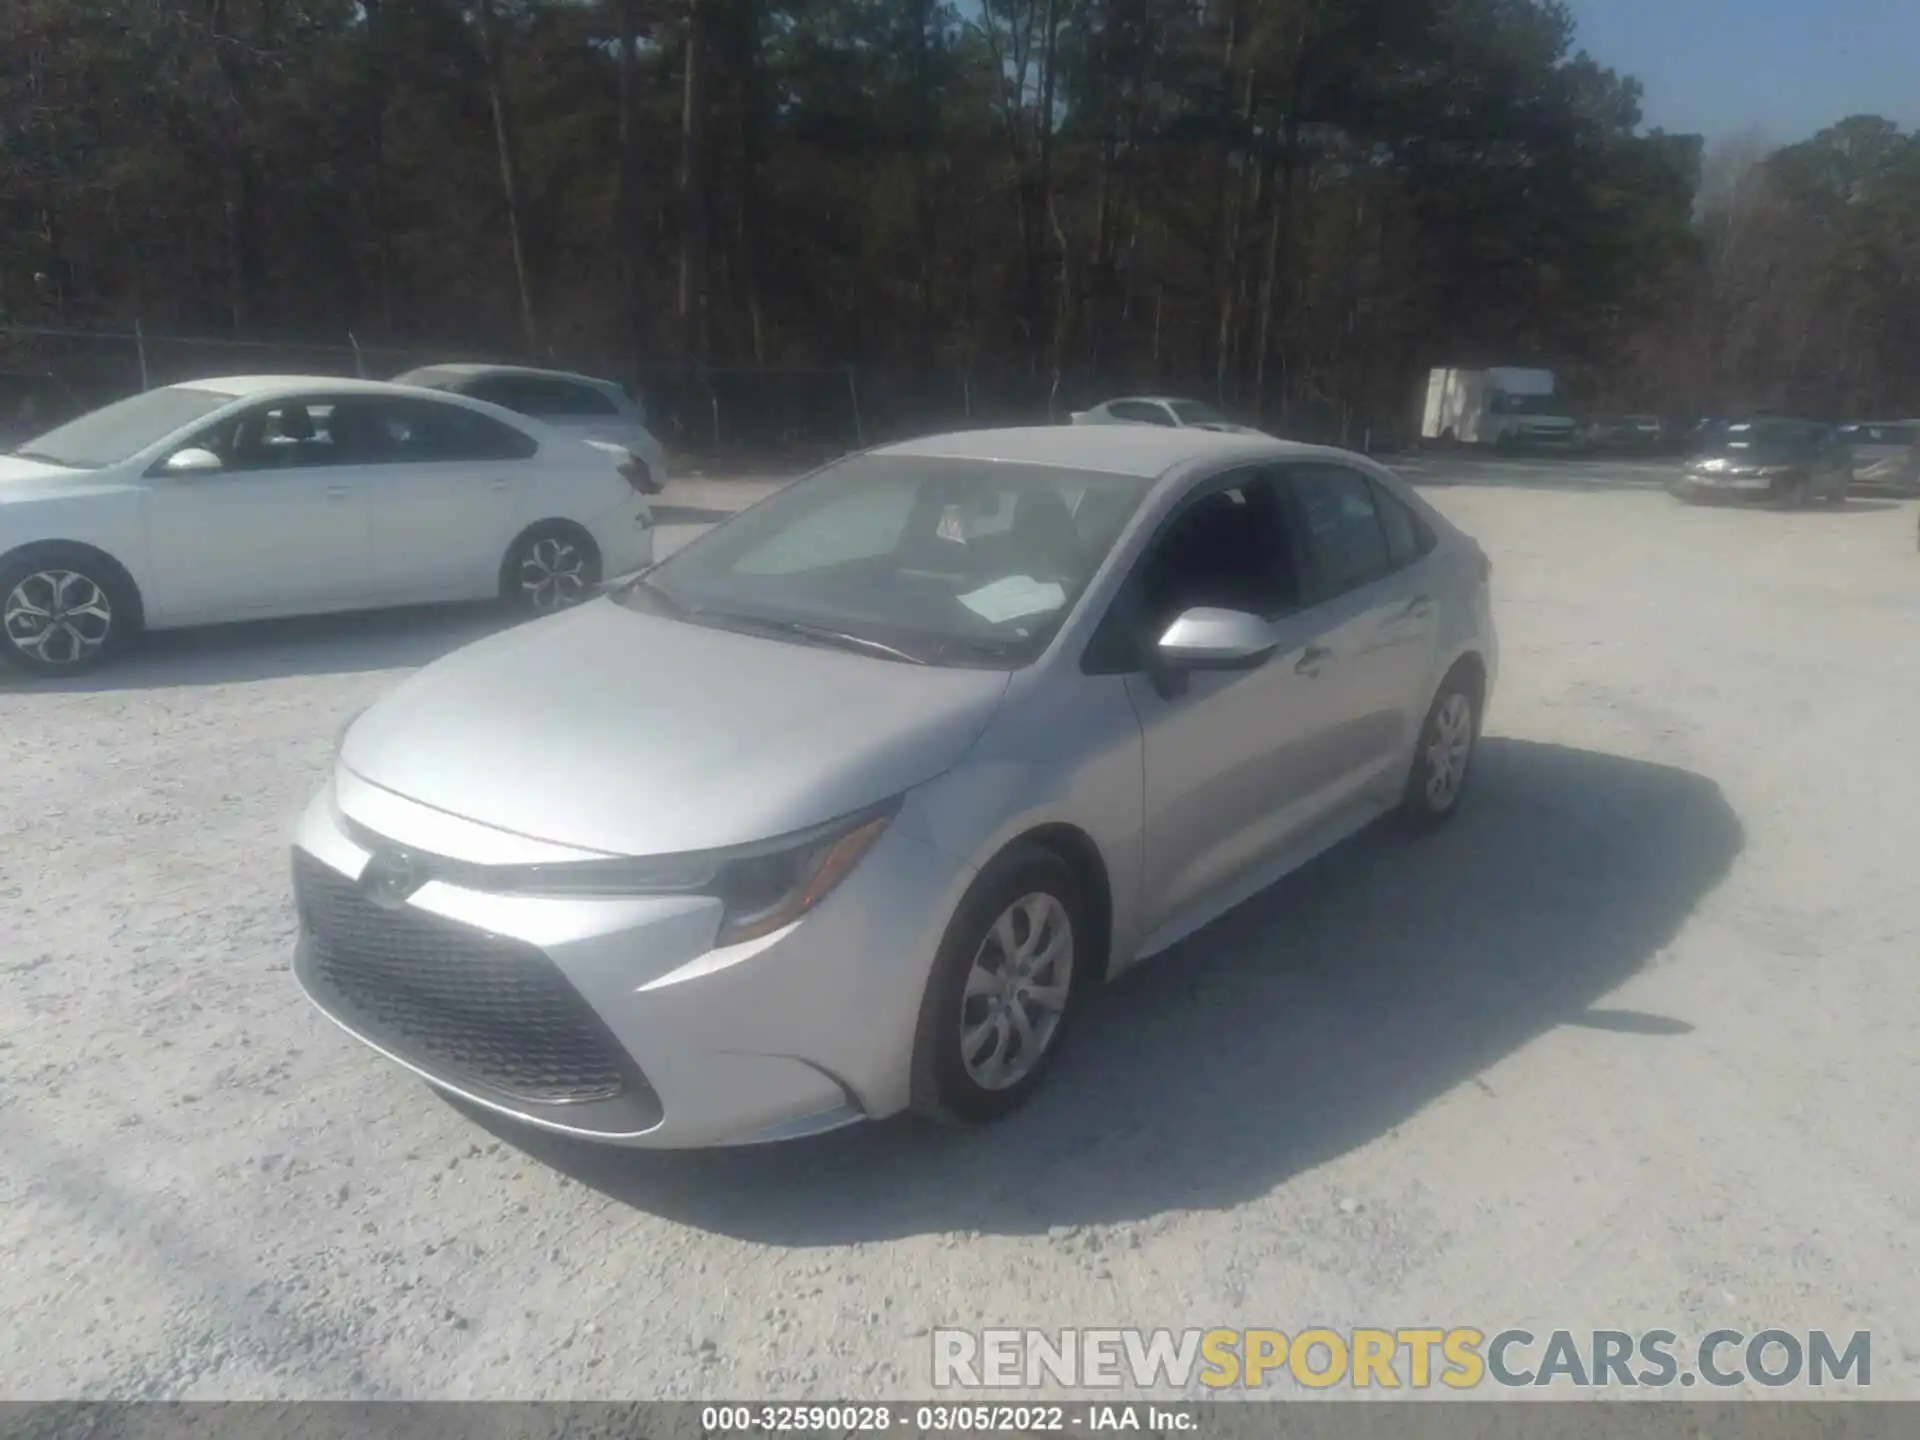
[142,396,373,622]
[1273,461,1443,806]
[354,396,538,601]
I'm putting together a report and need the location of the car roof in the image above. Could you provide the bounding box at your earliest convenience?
[174,375,455,401]
[392,362,618,388]
[874,425,1315,479]
[1098,396,1210,407]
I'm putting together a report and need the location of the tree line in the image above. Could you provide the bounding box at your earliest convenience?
[2,0,1916,439]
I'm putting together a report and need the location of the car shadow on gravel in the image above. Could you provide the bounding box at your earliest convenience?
[0,603,522,691]
[469,737,1744,1243]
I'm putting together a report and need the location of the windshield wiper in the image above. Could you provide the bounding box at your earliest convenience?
[8,450,79,467]
[713,613,929,665]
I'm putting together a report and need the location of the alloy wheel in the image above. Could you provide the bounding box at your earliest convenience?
[517,538,589,612]
[1424,691,1475,810]
[958,893,1074,1091]
[3,569,114,668]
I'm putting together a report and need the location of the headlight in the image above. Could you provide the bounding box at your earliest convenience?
[478,801,898,946]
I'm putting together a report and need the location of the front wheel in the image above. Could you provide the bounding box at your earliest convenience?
[1402,672,1481,826]
[910,845,1087,1126]
[0,549,134,676]
[502,527,601,615]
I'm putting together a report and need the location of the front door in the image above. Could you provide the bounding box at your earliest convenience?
[1112,468,1348,938]
[142,397,372,624]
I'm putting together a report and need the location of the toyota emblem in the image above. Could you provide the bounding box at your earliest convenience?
[361,849,427,908]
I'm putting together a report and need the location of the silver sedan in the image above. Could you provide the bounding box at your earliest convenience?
[291,426,1498,1147]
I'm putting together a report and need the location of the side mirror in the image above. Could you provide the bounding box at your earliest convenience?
[163,447,223,475]
[1154,607,1278,672]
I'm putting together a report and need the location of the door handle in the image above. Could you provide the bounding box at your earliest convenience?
[490,478,510,492]
[1403,595,1435,618]
[325,485,352,500]
[1295,644,1332,676]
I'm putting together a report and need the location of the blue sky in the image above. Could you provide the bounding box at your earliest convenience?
[1566,0,1920,142]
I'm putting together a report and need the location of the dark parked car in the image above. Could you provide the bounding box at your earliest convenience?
[1838,421,1919,497]
[1580,413,1674,454]
[1671,418,1853,508]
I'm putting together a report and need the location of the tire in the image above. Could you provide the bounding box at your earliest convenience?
[910,844,1088,1126]
[1401,668,1481,827]
[1780,475,1811,510]
[0,545,137,677]
[502,525,601,616]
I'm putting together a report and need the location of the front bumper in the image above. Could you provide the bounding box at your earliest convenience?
[1669,473,1786,504]
[290,776,973,1148]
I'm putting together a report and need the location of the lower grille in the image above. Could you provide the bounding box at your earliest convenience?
[293,850,644,1107]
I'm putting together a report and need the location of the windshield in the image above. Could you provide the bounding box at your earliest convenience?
[1703,420,1822,459]
[13,387,231,469]
[1492,392,1565,416]
[622,453,1155,667]
[1168,401,1228,426]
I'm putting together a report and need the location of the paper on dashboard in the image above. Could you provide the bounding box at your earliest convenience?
[956,575,1068,624]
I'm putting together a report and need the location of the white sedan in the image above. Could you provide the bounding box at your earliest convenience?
[0,376,655,675]
[1069,396,1269,435]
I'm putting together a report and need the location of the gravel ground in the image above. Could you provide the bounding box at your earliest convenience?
[3,455,1918,1400]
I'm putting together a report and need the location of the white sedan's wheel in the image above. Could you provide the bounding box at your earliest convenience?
[506,529,601,615]
[0,553,130,676]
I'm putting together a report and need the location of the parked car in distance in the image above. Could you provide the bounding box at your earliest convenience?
[1579,413,1674,455]
[391,363,666,494]
[0,371,84,451]
[1838,421,1919,497]
[294,425,1497,1149]
[0,376,655,675]
[1670,417,1852,508]
[1070,396,1269,435]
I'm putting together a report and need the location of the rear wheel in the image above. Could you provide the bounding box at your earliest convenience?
[502,526,601,615]
[910,844,1086,1126]
[0,547,136,676]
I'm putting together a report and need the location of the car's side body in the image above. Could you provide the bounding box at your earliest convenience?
[391,363,668,490]
[0,376,653,632]
[1840,421,1920,497]
[294,427,1494,1147]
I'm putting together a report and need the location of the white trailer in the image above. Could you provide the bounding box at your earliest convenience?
[1421,367,1578,448]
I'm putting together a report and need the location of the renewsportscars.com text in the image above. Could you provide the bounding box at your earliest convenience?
[932,1327,1871,1391]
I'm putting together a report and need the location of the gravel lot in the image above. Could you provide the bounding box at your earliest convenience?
[3,454,1918,1400]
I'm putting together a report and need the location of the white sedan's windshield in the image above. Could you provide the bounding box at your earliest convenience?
[13,387,230,469]
[625,454,1154,666]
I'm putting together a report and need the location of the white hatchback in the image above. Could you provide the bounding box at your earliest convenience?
[0,375,655,675]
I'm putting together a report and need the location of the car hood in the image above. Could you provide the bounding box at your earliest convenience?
[340,599,1013,856]
[0,454,85,494]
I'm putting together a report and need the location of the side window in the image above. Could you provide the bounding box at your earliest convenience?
[1369,480,1435,570]
[334,398,538,464]
[1287,464,1391,599]
[1107,401,1175,427]
[554,382,620,418]
[461,376,527,412]
[1084,471,1300,672]
[219,400,346,471]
